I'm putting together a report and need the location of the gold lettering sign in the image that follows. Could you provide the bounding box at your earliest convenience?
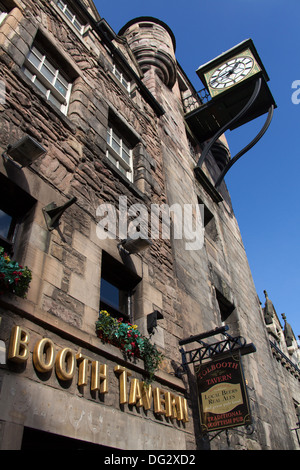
[33,338,55,372]
[129,378,143,407]
[114,366,132,404]
[55,348,76,381]
[141,383,152,411]
[76,353,92,387]
[91,362,108,394]
[8,326,30,363]
[6,325,188,424]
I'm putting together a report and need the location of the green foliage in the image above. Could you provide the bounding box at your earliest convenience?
[0,247,32,298]
[96,310,163,383]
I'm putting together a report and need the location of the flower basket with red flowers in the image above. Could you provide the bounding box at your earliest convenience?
[95,310,163,383]
[0,247,32,298]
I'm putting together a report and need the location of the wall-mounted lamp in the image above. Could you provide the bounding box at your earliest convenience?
[2,135,47,168]
[43,196,77,231]
[118,237,153,255]
[147,310,164,335]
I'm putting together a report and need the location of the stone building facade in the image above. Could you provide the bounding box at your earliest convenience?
[0,0,299,450]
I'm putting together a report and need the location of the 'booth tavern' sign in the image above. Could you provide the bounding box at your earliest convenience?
[6,325,189,424]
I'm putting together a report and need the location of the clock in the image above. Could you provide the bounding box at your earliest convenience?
[185,39,276,146]
[197,40,266,99]
[209,56,254,90]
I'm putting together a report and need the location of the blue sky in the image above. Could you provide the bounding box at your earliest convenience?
[93,0,300,339]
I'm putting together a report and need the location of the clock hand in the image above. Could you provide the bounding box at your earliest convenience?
[210,61,244,85]
[227,62,243,75]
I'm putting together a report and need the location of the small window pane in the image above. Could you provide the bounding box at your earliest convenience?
[106,152,117,165]
[118,165,127,176]
[31,46,43,60]
[112,130,120,144]
[122,77,129,89]
[114,68,121,80]
[28,50,42,69]
[41,64,56,84]
[23,67,34,80]
[73,18,82,32]
[101,279,120,311]
[57,72,69,88]
[48,93,62,108]
[65,7,74,21]
[121,149,130,165]
[0,210,12,239]
[34,77,48,95]
[57,0,65,10]
[44,58,56,74]
[112,137,121,155]
[55,79,68,97]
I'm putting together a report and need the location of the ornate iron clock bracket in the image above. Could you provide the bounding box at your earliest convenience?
[195,77,273,189]
[215,102,274,188]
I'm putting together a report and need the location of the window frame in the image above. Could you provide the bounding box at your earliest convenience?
[100,277,132,321]
[100,251,141,323]
[0,174,36,255]
[23,43,72,115]
[55,0,86,35]
[0,209,18,254]
[106,123,134,182]
[112,63,131,93]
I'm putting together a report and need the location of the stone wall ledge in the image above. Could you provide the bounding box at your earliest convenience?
[0,294,186,392]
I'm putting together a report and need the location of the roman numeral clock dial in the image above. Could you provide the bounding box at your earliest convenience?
[209,56,254,90]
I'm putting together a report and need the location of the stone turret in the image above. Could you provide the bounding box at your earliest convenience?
[119,17,177,93]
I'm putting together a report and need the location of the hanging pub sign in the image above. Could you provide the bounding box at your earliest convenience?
[195,351,252,433]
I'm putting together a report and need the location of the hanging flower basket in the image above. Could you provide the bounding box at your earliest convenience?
[0,247,32,298]
[95,310,163,383]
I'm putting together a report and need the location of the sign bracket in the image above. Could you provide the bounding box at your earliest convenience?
[178,326,256,438]
[178,325,256,373]
[202,423,255,444]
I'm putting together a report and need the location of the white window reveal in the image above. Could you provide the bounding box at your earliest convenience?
[55,0,85,34]
[106,125,133,182]
[0,1,7,26]
[113,64,131,92]
[23,45,72,115]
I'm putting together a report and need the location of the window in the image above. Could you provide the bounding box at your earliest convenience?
[55,0,85,34]
[0,174,36,254]
[23,44,72,114]
[0,210,17,252]
[106,124,133,182]
[112,64,131,92]
[100,278,130,319]
[100,251,141,321]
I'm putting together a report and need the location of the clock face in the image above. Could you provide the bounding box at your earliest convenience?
[209,56,254,90]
